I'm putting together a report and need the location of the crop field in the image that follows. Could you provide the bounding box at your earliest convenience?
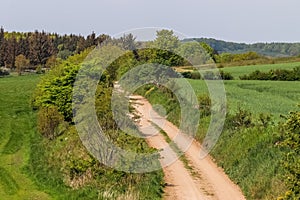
[221,61,300,79]
[184,79,300,120]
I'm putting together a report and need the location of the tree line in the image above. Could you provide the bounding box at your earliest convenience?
[187,38,300,57]
[0,27,110,70]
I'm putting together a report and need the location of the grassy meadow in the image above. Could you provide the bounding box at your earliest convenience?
[0,75,164,199]
[221,61,300,79]
[186,79,300,119]
[0,75,51,199]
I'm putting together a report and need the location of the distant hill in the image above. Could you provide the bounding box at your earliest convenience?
[183,38,300,57]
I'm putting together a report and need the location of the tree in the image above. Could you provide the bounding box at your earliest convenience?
[15,54,30,75]
[176,42,208,65]
[151,29,180,51]
[5,36,17,69]
[148,30,183,66]
[0,27,4,66]
[200,42,218,62]
[29,31,55,66]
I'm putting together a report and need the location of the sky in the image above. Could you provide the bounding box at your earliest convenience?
[1,0,299,43]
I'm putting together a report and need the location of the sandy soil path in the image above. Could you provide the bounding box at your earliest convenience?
[130,95,246,200]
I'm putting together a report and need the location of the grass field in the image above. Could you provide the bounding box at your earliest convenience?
[221,61,300,79]
[178,79,300,120]
[0,74,164,200]
[0,75,51,199]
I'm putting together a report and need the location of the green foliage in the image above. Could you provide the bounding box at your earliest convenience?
[240,67,300,81]
[32,49,90,121]
[226,107,253,129]
[221,61,300,79]
[180,71,201,79]
[198,94,211,117]
[15,54,30,75]
[138,76,298,199]
[32,46,165,199]
[37,105,65,140]
[150,29,180,51]
[188,37,300,57]
[212,125,286,200]
[220,70,234,80]
[280,107,300,199]
[147,30,184,66]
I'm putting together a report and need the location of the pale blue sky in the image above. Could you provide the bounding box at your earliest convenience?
[1,0,299,43]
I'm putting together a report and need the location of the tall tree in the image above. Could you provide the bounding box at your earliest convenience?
[151,29,180,51]
[0,27,4,66]
[29,31,55,66]
[148,29,183,66]
[5,35,17,69]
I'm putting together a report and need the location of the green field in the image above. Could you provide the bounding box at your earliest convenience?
[0,74,164,200]
[221,61,300,79]
[0,75,51,199]
[140,62,300,199]
[178,79,300,120]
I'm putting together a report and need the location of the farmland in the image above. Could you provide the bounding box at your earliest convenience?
[221,61,300,79]
[186,79,300,119]
[0,75,50,199]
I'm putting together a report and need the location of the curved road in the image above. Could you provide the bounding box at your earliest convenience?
[130,95,245,200]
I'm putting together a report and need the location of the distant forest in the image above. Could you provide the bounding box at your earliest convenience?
[1,26,300,72]
[0,27,113,69]
[184,38,300,57]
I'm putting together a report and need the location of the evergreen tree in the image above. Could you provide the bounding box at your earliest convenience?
[0,27,5,66]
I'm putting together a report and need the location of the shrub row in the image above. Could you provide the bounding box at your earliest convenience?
[240,66,300,81]
[180,70,234,80]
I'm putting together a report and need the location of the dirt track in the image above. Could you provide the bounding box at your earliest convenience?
[130,95,246,200]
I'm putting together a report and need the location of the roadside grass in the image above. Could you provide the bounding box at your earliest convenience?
[211,126,287,199]
[136,66,298,199]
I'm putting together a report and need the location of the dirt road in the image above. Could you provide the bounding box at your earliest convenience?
[130,95,246,200]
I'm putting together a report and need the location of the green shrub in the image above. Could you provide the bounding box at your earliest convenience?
[226,107,253,129]
[220,70,234,80]
[280,107,300,199]
[240,67,300,81]
[198,94,211,117]
[37,105,65,140]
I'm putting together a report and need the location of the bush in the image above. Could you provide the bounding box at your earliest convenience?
[240,67,300,81]
[280,107,300,199]
[226,107,253,129]
[180,71,192,79]
[198,95,211,117]
[37,106,65,140]
[0,68,9,76]
[220,70,234,80]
